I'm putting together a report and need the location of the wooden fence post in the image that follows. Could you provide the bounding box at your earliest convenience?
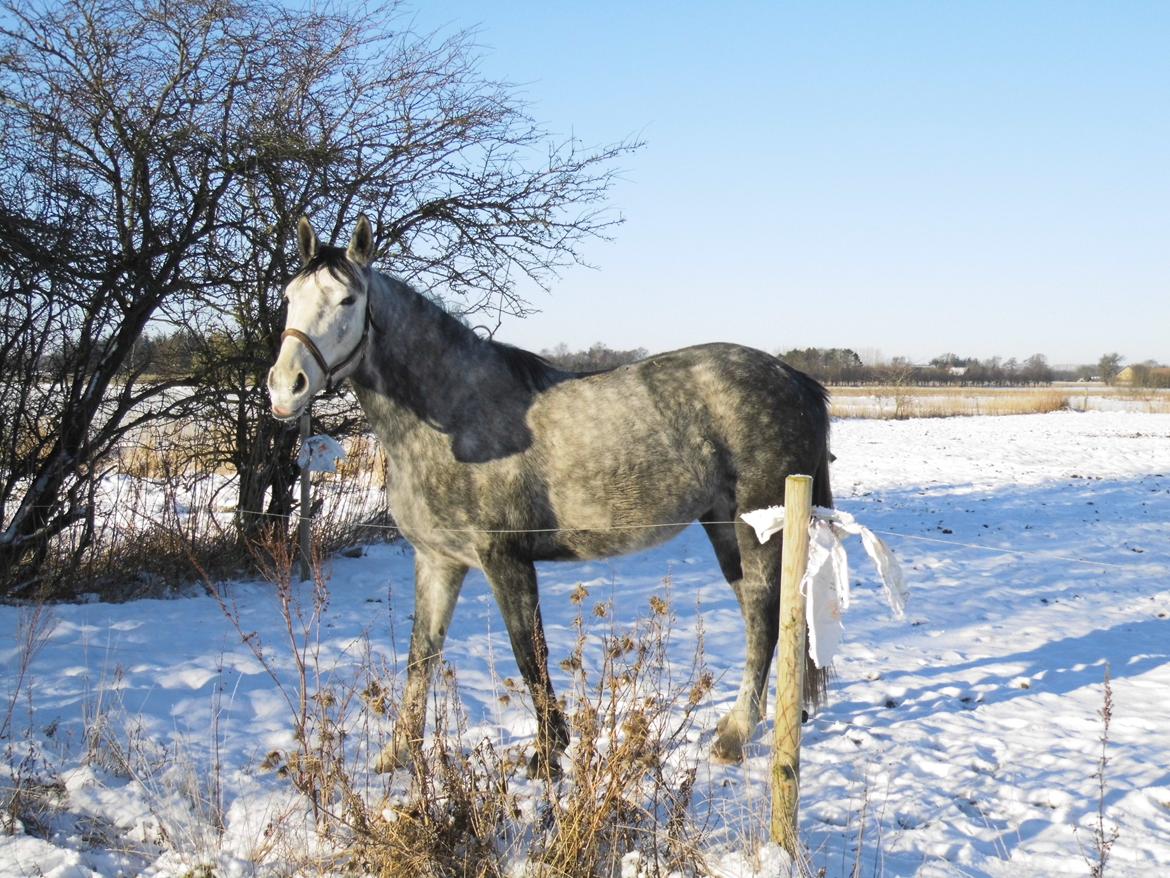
[771,473,813,854]
[298,408,311,582]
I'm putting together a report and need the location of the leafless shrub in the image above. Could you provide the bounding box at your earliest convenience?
[1078,665,1119,878]
[209,540,717,876]
[1,603,59,835]
[531,584,711,877]
[0,0,635,597]
[348,670,516,878]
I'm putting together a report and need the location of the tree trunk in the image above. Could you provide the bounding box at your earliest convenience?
[234,412,300,547]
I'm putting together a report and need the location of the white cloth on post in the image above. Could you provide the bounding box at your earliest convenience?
[739,505,908,668]
[297,434,347,473]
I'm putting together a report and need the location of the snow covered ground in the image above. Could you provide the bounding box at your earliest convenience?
[3,410,1169,876]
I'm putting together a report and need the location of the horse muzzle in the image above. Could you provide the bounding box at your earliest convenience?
[267,357,318,422]
[270,402,304,422]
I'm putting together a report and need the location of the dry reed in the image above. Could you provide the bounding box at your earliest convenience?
[830,384,1170,419]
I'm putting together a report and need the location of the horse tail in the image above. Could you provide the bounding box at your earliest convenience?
[804,398,834,714]
[785,363,834,510]
[813,437,834,511]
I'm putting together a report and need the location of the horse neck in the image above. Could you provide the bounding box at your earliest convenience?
[350,271,556,441]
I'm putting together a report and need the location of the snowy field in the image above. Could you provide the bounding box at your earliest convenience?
[3,410,1170,876]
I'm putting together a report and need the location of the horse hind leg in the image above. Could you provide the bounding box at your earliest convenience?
[707,516,830,764]
[708,517,782,763]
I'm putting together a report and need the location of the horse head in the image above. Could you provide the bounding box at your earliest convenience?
[267,214,375,420]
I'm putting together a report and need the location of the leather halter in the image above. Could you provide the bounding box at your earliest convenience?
[281,294,376,393]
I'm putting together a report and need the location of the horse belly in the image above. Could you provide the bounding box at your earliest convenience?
[539,518,694,562]
[539,424,724,560]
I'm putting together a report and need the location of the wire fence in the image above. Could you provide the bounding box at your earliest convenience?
[98,497,1159,574]
[11,445,1168,583]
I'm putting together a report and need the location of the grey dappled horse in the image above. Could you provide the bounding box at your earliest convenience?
[267,215,834,776]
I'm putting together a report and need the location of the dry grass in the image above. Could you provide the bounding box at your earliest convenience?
[2,604,60,836]
[113,421,235,480]
[333,434,388,488]
[828,384,1170,419]
[22,420,394,598]
[830,386,1071,419]
[9,417,58,471]
[310,434,396,550]
[207,542,716,877]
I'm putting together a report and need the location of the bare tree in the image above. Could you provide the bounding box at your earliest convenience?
[1098,352,1123,385]
[1022,353,1054,385]
[0,0,636,594]
[0,0,290,592]
[188,3,637,543]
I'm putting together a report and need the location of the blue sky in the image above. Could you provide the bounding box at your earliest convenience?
[411,2,1169,366]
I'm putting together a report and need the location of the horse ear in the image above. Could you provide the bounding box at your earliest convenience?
[347,214,374,267]
[297,216,318,266]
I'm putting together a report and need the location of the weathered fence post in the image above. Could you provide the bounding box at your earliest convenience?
[298,407,312,582]
[771,473,813,855]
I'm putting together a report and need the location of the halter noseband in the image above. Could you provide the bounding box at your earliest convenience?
[281,294,376,393]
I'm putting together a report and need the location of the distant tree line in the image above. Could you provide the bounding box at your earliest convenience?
[531,344,1170,388]
[1120,363,1170,389]
[776,348,869,384]
[776,349,1144,386]
[541,342,648,373]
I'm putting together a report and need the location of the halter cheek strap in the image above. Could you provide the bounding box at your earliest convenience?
[281,297,376,393]
[281,328,330,377]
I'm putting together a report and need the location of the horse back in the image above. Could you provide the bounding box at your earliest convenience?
[526,343,830,557]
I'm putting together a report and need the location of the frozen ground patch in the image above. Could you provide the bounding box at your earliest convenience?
[2,411,1169,876]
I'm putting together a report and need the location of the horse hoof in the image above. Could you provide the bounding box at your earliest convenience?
[710,734,745,764]
[526,750,564,781]
[373,743,409,774]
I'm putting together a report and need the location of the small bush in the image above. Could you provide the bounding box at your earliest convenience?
[531,586,711,877]
[214,544,714,877]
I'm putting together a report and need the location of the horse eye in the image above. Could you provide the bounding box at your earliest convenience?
[340,296,356,306]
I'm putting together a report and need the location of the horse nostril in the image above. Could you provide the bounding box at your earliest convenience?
[292,372,307,394]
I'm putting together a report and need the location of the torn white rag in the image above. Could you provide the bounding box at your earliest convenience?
[297,435,347,474]
[738,505,908,668]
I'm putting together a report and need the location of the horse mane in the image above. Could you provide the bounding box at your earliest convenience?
[295,244,361,286]
[490,341,569,392]
[362,266,571,393]
[298,244,573,395]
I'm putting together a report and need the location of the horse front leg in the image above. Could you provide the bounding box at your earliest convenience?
[374,551,468,773]
[480,548,569,779]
